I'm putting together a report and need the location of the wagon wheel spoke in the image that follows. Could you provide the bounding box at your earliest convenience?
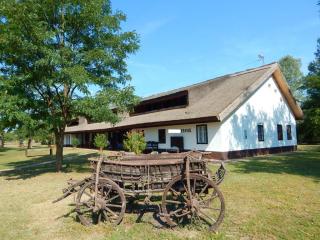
[102,210,109,221]
[97,211,102,224]
[192,178,197,195]
[105,203,123,208]
[77,206,94,214]
[182,182,188,194]
[104,186,112,197]
[78,200,94,210]
[83,190,94,200]
[196,209,216,225]
[182,182,192,201]
[198,183,209,196]
[169,187,189,203]
[169,187,180,196]
[106,194,120,203]
[200,206,221,211]
[165,199,186,205]
[105,207,119,218]
[170,208,183,215]
[198,195,218,207]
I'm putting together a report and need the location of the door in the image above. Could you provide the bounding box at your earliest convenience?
[170,136,184,152]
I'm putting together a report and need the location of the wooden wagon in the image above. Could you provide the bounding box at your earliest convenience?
[54,151,226,232]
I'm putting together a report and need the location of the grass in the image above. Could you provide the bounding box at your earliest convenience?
[0,145,319,240]
[0,143,97,170]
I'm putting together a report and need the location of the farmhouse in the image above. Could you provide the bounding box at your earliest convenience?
[64,63,303,159]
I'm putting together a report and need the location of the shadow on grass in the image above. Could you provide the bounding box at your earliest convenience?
[232,148,320,182]
[57,196,211,230]
[1,152,98,180]
[57,200,170,229]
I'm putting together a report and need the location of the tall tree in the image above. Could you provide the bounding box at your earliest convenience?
[279,55,304,102]
[299,39,320,143]
[0,0,139,171]
[0,123,5,148]
[15,118,45,149]
[0,99,17,148]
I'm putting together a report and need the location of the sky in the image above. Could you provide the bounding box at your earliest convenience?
[112,0,320,97]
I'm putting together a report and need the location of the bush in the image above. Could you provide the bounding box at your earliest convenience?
[123,130,146,154]
[71,137,80,148]
[94,134,109,152]
[4,131,17,142]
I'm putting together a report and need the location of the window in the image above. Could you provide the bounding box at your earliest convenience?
[277,124,283,140]
[244,129,248,139]
[132,91,189,115]
[286,125,292,140]
[196,125,208,144]
[257,124,264,142]
[158,129,166,143]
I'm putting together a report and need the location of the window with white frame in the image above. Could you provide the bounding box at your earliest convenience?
[286,125,292,140]
[257,124,264,142]
[196,125,208,144]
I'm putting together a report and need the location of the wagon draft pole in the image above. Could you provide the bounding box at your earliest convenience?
[53,151,227,232]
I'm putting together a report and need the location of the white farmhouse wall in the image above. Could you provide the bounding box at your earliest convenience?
[143,77,297,152]
[218,76,297,151]
[143,122,223,151]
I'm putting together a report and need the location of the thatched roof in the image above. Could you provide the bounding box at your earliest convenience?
[65,63,303,133]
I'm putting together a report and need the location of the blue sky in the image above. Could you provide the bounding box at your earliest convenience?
[113,0,320,97]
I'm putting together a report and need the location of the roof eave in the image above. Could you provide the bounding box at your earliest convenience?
[216,63,304,121]
[65,116,220,133]
[272,67,304,120]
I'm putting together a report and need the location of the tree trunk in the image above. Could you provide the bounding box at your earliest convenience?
[0,132,4,148]
[27,138,32,149]
[49,144,53,156]
[55,131,64,172]
[19,139,23,148]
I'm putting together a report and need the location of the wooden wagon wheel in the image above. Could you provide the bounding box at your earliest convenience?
[75,178,126,226]
[161,173,225,232]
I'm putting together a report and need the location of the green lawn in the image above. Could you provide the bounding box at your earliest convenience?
[0,145,319,240]
[0,144,97,170]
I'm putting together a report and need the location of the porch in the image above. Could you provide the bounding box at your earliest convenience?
[64,130,127,150]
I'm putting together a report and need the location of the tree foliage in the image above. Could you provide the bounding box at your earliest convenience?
[3,131,16,142]
[298,39,320,143]
[123,131,146,154]
[0,0,139,170]
[71,137,80,148]
[94,133,108,152]
[33,126,55,145]
[279,55,304,102]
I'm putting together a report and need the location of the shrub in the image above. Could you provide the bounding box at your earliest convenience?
[123,130,146,154]
[94,134,109,152]
[71,137,80,148]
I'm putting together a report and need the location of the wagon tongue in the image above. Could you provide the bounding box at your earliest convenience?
[52,177,91,203]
